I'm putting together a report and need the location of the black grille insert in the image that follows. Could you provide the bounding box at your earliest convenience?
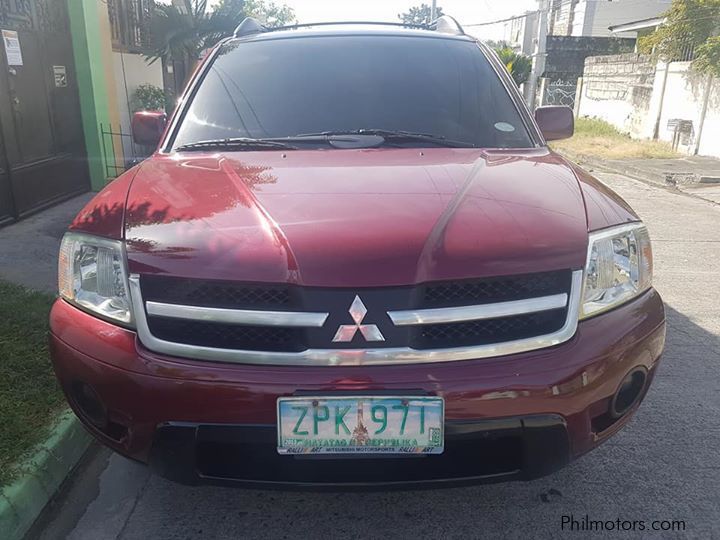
[148,318,305,352]
[422,271,570,308]
[412,309,567,349]
[141,275,292,310]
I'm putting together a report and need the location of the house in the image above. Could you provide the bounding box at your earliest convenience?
[502,10,539,55]
[548,0,671,38]
[0,0,164,227]
[504,0,672,57]
[107,0,165,168]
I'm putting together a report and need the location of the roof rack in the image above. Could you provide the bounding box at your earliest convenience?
[233,17,465,38]
[430,15,465,36]
[234,17,268,37]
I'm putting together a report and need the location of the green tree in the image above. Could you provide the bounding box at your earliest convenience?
[495,47,532,86]
[214,0,296,28]
[148,0,295,66]
[639,0,720,76]
[398,3,444,26]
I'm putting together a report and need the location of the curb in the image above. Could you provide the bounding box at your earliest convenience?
[573,156,720,206]
[575,156,720,187]
[0,410,91,540]
[572,156,669,187]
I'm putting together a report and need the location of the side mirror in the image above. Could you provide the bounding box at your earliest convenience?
[535,106,574,141]
[131,111,167,147]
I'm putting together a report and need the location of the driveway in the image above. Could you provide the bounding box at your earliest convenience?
[29,172,720,539]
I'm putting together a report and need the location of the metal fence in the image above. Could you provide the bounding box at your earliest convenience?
[542,78,577,108]
[107,0,155,53]
[100,123,151,179]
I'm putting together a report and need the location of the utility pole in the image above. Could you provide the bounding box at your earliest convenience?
[431,0,437,21]
[527,0,548,109]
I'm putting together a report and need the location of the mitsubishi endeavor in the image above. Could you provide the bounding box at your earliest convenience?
[50,17,666,488]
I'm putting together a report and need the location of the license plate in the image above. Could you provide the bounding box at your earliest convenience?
[277,396,444,455]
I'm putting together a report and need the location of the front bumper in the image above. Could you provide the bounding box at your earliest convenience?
[50,289,665,488]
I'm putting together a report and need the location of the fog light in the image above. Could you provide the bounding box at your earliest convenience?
[71,381,107,429]
[610,368,647,418]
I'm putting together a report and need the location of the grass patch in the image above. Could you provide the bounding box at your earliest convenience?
[551,117,678,160]
[0,281,64,487]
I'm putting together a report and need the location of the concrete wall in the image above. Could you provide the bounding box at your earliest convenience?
[112,52,164,159]
[545,36,634,78]
[697,80,720,158]
[68,0,124,189]
[655,62,719,156]
[577,54,720,158]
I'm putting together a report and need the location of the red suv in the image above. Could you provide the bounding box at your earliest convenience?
[50,18,665,488]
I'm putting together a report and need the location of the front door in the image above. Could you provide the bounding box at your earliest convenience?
[0,0,89,224]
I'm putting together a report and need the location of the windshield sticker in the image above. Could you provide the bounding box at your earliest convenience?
[494,122,515,132]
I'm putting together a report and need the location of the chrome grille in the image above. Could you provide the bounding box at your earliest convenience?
[131,270,582,366]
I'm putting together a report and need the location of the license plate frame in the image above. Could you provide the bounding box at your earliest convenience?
[276,396,445,455]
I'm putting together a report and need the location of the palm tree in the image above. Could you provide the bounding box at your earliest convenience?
[495,47,532,87]
[147,0,245,66]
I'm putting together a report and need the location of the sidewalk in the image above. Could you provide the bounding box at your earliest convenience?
[575,155,720,205]
[0,193,94,292]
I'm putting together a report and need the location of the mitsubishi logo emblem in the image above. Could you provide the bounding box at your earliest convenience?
[332,296,385,343]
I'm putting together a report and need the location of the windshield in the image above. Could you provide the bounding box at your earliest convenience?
[172,35,535,150]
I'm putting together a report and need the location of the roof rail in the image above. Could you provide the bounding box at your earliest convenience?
[430,15,465,36]
[232,18,468,38]
[234,17,268,37]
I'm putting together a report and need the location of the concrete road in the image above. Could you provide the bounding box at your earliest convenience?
[28,172,720,539]
[0,194,94,292]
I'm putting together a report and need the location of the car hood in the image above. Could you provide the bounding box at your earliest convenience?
[123,148,591,287]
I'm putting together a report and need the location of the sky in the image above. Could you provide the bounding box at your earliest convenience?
[208,0,539,40]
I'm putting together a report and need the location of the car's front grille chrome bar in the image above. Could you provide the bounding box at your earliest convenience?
[129,271,583,366]
[145,301,329,327]
[387,293,568,326]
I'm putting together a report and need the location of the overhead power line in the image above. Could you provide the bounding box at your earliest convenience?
[465,3,718,31]
[464,0,577,28]
[465,12,536,28]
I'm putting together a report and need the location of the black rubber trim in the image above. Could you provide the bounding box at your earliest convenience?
[148,414,569,490]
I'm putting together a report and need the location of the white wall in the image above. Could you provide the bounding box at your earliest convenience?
[112,52,164,159]
[577,55,720,158]
[656,62,719,156]
[697,82,720,158]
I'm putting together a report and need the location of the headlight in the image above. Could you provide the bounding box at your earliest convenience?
[581,223,653,319]
[58,232,134,326]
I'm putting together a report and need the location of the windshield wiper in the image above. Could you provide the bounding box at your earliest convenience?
[281,129,476,148]
[174,137,297,152]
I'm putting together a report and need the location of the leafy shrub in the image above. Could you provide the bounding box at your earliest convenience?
[132,84,166,112]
